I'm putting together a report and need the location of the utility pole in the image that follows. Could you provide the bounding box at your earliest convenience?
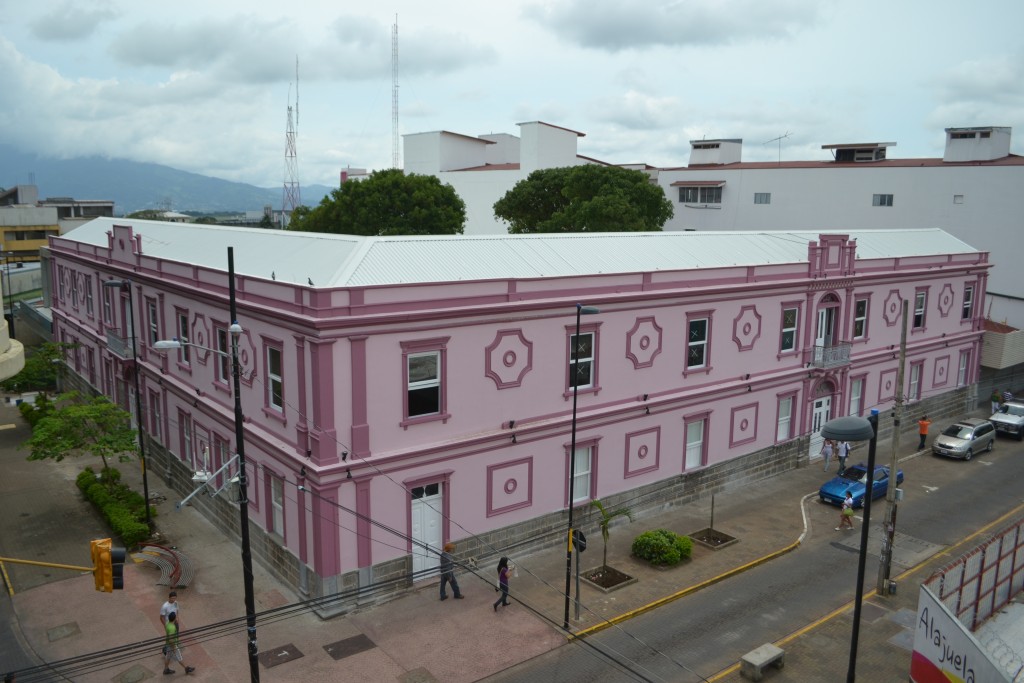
[878,299,908,594]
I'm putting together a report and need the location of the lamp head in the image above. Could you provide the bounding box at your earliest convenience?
[153,338,183,351]
[577,304,600,315]
[820,415,875,442]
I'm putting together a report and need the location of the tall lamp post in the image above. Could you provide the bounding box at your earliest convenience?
[103,279,151,529]
[821,409,879,683]
[153,247,259,681]
[564,303,599,631]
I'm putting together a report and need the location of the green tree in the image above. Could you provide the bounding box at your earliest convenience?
[287,169,465,236]
[259,213,277,229]
[192,215,219,224]
[0,342,76,393]
[24,392,137,473]
[590,499,634,570]
[494,165,673,234]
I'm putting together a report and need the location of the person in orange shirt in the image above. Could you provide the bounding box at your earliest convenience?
[918,415,932,450]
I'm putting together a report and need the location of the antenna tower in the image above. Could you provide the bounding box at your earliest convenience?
[763,131,792,165]
[282,57,301,226]
[392,15,400,169]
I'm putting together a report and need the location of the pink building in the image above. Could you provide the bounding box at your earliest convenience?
[48,219,988,612]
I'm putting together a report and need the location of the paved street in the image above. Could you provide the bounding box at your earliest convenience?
[2,399,1023,682]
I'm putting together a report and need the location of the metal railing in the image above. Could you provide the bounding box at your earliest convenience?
[812,342,851,368]
[105,329,134,359]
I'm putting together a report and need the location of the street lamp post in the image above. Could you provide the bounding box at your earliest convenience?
[564,303,599,631]
[103,279,151,529]
[153,248,259,681]
[821,409,879,683]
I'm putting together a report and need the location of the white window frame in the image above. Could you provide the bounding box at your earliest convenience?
[853,298,869,339]
[569,445,593,505]
[215,326,230,383]
[686,315,710,371]
[569,331,595,390]
[754,192,771,205]
[266,345,284,413]
[84,276,94,316]
[872,193,894,207]
[776,395,794,441]
[780,306,798,353]
[684,415,708,470]
[914,290,927,329]
[401,337,450,426]
[271,475,285,537]
[850,377,864,417]
[102,286,113,324]
[679,186,722,204]
[957,350,970,387]
[147,299,159,346]
[176,311,190,364]
[909,362,922,401]
[962,284,974,321]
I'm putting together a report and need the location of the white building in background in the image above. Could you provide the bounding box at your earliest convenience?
[656,126,1024,327]
[405,123,1024,331]
[403,121,599,234]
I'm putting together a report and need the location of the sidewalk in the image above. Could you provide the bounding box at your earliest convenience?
[2,401,1008,682]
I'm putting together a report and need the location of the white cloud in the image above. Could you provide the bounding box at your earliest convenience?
[29,1,117,41]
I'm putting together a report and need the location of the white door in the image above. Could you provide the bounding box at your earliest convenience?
[411,483,443,577]
[809,396,832,460]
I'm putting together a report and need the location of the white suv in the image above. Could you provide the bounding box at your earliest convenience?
[990,400,1024,440]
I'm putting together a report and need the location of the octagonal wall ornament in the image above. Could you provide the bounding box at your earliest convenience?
[484,329,533,389]
[883,289,903,326]
[625,316,663,369]
[732,305,762,351]
[937,283,954,317]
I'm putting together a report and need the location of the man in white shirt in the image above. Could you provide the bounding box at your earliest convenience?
[160,590,182,674]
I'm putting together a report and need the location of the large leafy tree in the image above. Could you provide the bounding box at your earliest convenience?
[24,392,137,472]
[0,342,75,393]
[288,169,465,236]
[494,165,673,234]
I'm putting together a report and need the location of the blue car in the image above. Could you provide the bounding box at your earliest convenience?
[818,463,904,508]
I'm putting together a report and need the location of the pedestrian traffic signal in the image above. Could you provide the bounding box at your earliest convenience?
[90,538,126,592]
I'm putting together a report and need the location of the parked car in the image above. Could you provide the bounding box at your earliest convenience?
[819,463,904,508]
[989,401,1024,440]
[931,418,996,460]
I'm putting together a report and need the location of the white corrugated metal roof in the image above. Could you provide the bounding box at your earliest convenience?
[59,218,981,288]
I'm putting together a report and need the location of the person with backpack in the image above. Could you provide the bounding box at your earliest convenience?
[493,556,511,611]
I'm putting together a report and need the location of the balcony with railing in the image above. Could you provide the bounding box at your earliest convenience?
[812,342,851,368]
[106,328,135,359]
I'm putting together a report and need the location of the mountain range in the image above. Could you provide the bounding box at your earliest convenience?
[0,145,333,215]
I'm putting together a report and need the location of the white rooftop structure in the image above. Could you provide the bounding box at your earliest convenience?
[62,218,979,289]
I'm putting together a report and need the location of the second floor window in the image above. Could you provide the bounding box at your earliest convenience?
[872,193,894,207]
[147,300,159,346]
[266,346,284,412]
[407,351,441,418]
[780,307,798,352]
[215,327,230,382]
[84,276,94,316]
[914,291,927,329]
[568,332,595,390]
[687,318,709,369]
[679,186,722,203]
[177,312,190,364]
[102,287,113,324]
[962,285,974,321]
[853,299,869,339]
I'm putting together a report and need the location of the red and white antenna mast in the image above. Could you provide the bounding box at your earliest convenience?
[282,56,301,226]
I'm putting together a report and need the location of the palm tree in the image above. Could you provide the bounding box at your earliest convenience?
[591,499,634,570]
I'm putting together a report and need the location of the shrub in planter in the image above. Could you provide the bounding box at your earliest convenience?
[631,528,693,566]
[76,466,153,548]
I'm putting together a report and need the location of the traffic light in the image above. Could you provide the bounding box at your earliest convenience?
[90,538,126,592]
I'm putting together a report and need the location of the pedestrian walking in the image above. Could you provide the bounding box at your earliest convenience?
[162,612,195,675]
[820,439,834,472]
[438,542,464,601]
[1004,389,1015,404]
[493,556,511,611]
[837,440,851,474]
[991,388,1002,414]
[159,590,179,629]
[836,491,855,530]
[917,415,932,450]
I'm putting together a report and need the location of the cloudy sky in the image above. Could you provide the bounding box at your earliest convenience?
[1,0,1022,190]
